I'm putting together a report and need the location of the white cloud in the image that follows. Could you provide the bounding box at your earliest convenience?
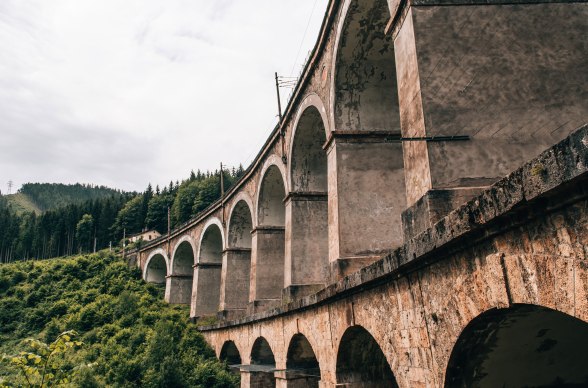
[0,0,328,192]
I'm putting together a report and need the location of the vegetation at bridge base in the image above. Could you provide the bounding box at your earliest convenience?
[0,251,239,387]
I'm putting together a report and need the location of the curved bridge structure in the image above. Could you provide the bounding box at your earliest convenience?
[136,0,588,386]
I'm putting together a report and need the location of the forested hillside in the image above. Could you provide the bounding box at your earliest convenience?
[0,252,238,387]
[0,193,132,262]
[114,167,245,238]
[12,183,123,213]
[0,166,245,263]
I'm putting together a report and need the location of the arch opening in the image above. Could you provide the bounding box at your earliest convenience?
[250,165,286,310]
[220,200,253,316]
[192,222,224,317]
[286,105,330,295]
[291,106,327,193]
[228,200,253,248]
[334,0,400,132]
[172,240,194,275]
[258,165,286,227]
[166,240,194,304]
[199,224,223,264]
[250,337,276,388]
[286,334,320,387]
[220,340,242,374]
[144,254,167,284]
[445,304,588,387]
[336,326,398,387]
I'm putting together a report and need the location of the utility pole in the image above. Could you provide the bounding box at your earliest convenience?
[167,206,171,236]
[122,228,126,259]
[220,163,226,226]
[220,162,225,197]
[274,72,283,122]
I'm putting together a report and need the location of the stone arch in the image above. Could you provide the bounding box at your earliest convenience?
[197,218,225,263]
[288,94,330,192]
[171,235,196,274]
[250,336,276,387]
[220,340,242,373]
[165,235,195,305]
[330,0,400,133]
[284,98,330,297]
[192,218,225,317]
[286,333,320,387]
[444,304,588,387]
[256,158,287,227]
[227,197,254,249]
[220,197,254,318]
[336,325,399,387]
[143,249,169,284]
[249,159,287,311]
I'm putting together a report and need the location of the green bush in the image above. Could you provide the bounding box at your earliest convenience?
[0,252,238,387]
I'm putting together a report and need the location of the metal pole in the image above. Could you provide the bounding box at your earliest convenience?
[220,162,225,197]
[275,72,282,121]
[167,206,171,236]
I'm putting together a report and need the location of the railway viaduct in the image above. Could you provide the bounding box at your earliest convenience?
[135,0,588,386]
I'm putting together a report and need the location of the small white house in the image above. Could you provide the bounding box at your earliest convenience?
[128,229,161,243]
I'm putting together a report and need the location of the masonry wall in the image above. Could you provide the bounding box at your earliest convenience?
[201,127,588,387]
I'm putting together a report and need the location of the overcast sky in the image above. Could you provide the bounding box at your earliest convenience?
[0,0,328,193]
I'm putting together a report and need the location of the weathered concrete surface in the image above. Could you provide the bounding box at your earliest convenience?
[200,126,588,387]
[326,133,407,272]
[250,227,285,310]
[397,0,588,216]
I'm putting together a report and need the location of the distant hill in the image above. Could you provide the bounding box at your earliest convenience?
[3,183,124,215]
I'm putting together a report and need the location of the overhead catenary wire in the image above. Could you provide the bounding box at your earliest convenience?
[289,0,320,78]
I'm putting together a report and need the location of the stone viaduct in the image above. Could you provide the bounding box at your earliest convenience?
[135,0,588,386]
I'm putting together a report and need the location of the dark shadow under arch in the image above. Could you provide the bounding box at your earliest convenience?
[336,325,398,387]
[144,254,167,284]
[258,165,286,227]
[445,304,588,387]
[286,333,320,387]
[172,240,194,275]
[250,337,276,387]
[334,0,400,133]
[220,340,242,374]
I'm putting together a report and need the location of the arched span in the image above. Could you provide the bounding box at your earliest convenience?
[255,155,288,227]
[219,340,242,366]
[284,99,330,291]
[192,218,225,316]
[289,103,328,192]
[166,236,195,305]
[227,198,254,249]
[330,0,400,132]
[197,218,225,264]
[286,333,320,387]
[256,162,287,227]
[336,325,398,387]
[143,248,169,283]
[287,94,330,191]
[250,336,277,387]
[445,304,588,387]
[170,235,196,275]
[221,197,253,314]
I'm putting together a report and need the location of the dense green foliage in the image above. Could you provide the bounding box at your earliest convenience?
[114,167,245,237]
[0,252,238,387]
